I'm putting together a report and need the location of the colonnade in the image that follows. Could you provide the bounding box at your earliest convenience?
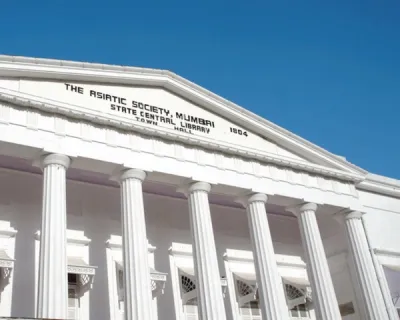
[36,153,392,320]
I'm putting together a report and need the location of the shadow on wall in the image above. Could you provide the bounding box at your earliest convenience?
[151,226,187,320]
[84,220,113,320]
[65,178,121,320]
[67,211,122,320]
[11,208,39,318]
[150,225,262,320]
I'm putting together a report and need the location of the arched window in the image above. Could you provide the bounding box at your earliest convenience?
[180,271,197,305]
[284,283,311,319]
[179,269,198,319]
[234,274,261,319]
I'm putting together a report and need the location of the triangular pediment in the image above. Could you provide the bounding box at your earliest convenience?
[0,56,366,180]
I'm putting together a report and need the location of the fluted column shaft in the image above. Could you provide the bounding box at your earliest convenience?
[288,203,341,320]
[186,181,227,320]
[118,169,152,320]
[243,193,288,320]
[37,153,70,319]
[342,211,389,320]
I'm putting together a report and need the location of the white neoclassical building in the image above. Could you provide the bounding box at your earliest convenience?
[0,55,399,320]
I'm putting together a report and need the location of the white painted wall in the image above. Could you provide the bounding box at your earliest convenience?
[357,189,400,317]
[359,190,400,250]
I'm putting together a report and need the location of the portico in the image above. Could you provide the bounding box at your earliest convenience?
[29,150,388,320]
[28,154,389,319]
[0,55,398,320]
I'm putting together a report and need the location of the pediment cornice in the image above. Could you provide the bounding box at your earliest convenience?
[0,55,367,183]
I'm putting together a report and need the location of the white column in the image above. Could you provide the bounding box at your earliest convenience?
[118,169,153,320]
[287,203,341,320]
[185,181,227,320]
[347,252,367,318]
[241,193,289,320]
[37,153,70,319]
[340,210,389,320]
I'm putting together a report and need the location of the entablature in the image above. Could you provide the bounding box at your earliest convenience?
[0,88,363,183]
[0,98,362,209]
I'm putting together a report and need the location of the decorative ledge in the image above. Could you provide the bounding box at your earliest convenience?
[34,230,91,246]
[67,256,96,276]
[0,221,17,238]
[106,235,156,252]
[374,248,400,258]
[169,243,193,257]
[358,179,400,198]
[223,249,254,263]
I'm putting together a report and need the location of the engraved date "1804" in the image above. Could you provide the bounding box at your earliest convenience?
[230,127,248,137]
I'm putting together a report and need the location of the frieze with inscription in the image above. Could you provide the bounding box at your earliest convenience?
[64,83,247,138]
[17,79,304,157]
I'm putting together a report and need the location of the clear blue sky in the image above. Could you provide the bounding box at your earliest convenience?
[1,1,399,178]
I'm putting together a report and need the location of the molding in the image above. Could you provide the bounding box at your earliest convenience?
[0,226,17,238]
[0,55,367,182]
[168,242,193,257]
[223,249,254,263]
[150,271,168,283]
[374,248,400,258]
[106,235,156,252]
[0,259,13,268]
[67,235,91,246]
[357,174,400,198]
[34,230,91,245]
[275,254,307,269]
[67,265,96,276]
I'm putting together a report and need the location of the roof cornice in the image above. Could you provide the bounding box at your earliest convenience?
[357,174,400,198]
[0,55,367,182]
